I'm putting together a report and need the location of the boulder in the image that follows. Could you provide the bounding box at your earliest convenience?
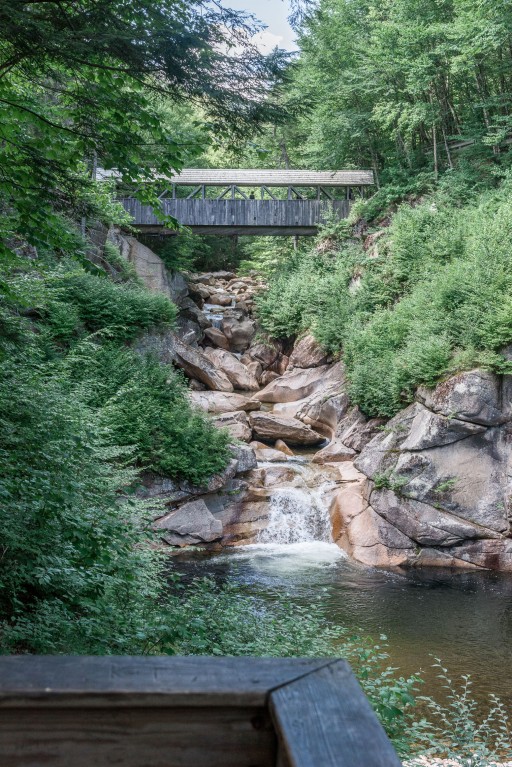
[203,348,259,391]
[221,318,256,353]
[168,271,189,307]
[254,446,290,463]
[313,440,356,464]
[246,342,281,369]
[254,363,344,404]
[260,371,280,387]
[169,335,233,392]
[229,444,258,473]
[349,369,512,571]
[370,488,498,547]
[249,412,324,446]
[212,410,252,443]
[187,281,211,302]
[153,499,223,546]
[275,439,294,456]
[246,361,263,383]
[416,370,507,426]
[209,292,233,307]
[203,327,230,351]
[189,391,261,414]
[122,237,173,298]
[289,334,330,369]
[175,317,202,346]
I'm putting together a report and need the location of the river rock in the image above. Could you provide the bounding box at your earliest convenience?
[169,335,233,392]
[209,292,233,307]
[254,363,343,404]
[275,439,294,456]
[249,412,324,446]
[246,341,281,369]
[203,348,259,391]
[189,391,261,414]
[229,444,258,473]
[153,499,223,546]
[187,281,211,302]
[203,327,230,350]
[288,334,330,369]
[221,318,256,353]
[212,410,252,442]
[313,440,356,464]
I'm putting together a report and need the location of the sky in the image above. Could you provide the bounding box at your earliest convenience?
[221,0,298,53]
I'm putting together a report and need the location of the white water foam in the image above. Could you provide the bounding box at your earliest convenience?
[258,485,333,545]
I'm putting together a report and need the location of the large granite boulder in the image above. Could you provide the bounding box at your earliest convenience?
[168,335,233,392]
[203,327,230,350]
[203,348,259,391]
[340,370,512,571]
[221,318,256,353]
[253,362,344,404]
[153,499,223,546]
[189,391,261,414]
[249,412,324,446]
[212,410,252,442]
[288,334,330,369]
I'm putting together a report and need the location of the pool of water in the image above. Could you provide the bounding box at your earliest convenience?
[172,542,512,704]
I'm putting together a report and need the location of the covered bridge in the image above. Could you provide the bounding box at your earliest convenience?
[119,169,375,236]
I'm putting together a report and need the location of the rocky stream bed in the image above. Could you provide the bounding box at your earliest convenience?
[115,233,512,572]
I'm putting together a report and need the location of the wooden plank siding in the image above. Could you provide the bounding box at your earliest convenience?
[120,198,351,235]
[0,656,401,767]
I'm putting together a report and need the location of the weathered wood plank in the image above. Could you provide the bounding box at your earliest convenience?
[119,199,350,232]
[0,656,331,709]
[269,660,402,767]
[0,706,276,767]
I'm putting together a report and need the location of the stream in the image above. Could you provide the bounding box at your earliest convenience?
[173,270,512,708]
[173,456,512,705]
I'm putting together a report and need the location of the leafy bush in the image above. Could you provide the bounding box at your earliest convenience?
[44,270,177,343]
[409,661,512,766]
[257,176,512,417]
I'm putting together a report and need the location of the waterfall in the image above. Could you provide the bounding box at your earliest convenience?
[258,486,333,545]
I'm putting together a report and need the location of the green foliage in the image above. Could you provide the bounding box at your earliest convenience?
[152,232,244,273]
[258,177,512,417]
[409,661,512,766]
[44,271,177,343]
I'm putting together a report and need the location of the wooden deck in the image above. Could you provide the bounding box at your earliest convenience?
[120,198,352,236]
[0,656,401,767]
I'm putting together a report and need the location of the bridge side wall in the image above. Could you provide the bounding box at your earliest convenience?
[120,199,351,230]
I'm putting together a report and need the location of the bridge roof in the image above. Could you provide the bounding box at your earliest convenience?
[169,169,374,187]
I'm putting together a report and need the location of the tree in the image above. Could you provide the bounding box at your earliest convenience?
[0,1,287,256]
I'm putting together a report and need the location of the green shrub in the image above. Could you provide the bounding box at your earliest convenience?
[258,176,512,417]
[44,271,177,343]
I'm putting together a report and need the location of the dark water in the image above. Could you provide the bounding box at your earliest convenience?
[172,542,512,704]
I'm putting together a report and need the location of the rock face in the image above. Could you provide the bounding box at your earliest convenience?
[249,412,324,446]
[189,391,261,414]
[288,334,330,369]
[212,410,252,443]
[337,370,512,571]
[154,500,223,546]
[203,348,259,391]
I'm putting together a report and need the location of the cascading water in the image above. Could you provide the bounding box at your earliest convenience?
[258,482,334,545]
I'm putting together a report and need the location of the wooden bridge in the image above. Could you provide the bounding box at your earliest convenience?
[119,169,375,236]
[0,656,401,767]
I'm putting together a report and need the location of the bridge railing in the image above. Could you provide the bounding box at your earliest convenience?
[0,656,401,767]
[120,197,351,235]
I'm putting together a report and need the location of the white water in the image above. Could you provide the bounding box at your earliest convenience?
[258,483,334,545]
